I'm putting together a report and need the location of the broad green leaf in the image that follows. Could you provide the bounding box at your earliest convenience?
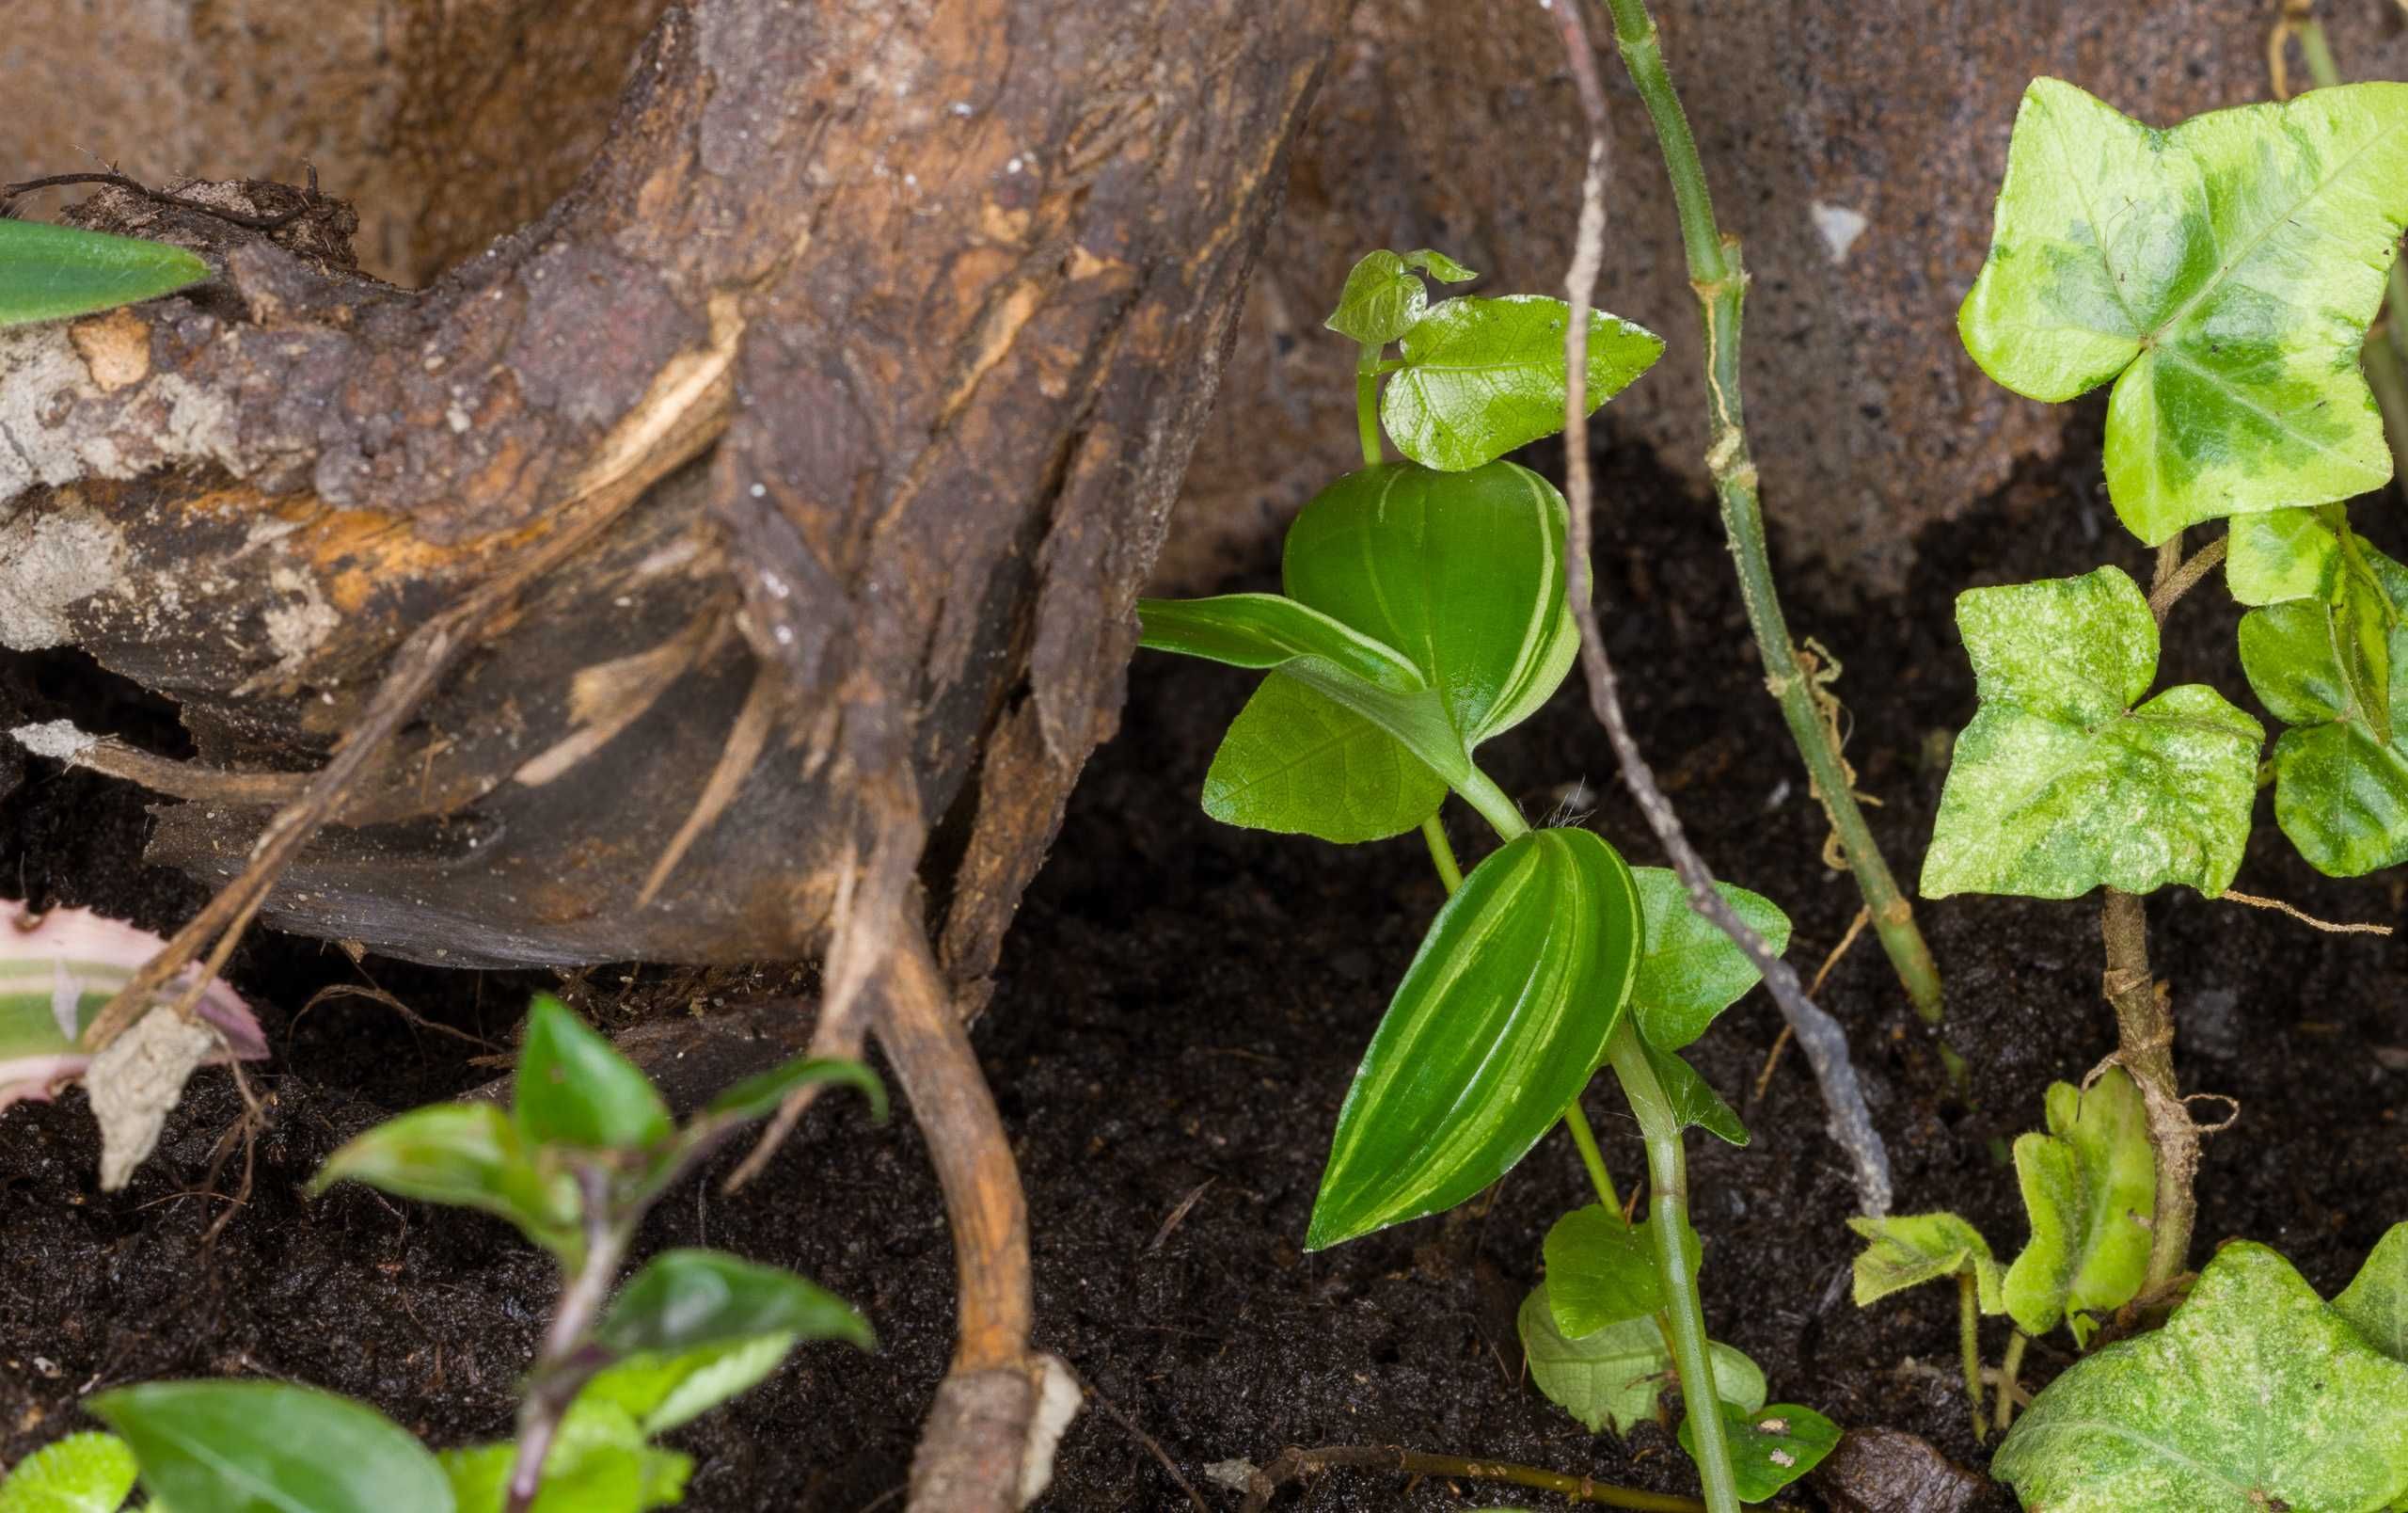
[515,995,673,1153]
[1519,1282,1762,1436]
[1628,868,1791,1050]
[1993,1242,2408,1513]
[2242,546,2408,875]
[1382,296,1664,472]
[1922,566,2262,900]
[439,1402,689,1513]
[90,1380,452,1513]
[1307,829,1641,1249]
[701,1055,884,1127]
[1136,594,1469,785]
[1282,461,1579,748]
[1200,671,1446,843]
[1957,79,2408,544]
[1543,1204,1701,1338]
[1846,1213,2004,1313]
[1639,1039,1749,1148]
[1323,248,1477,345]
[2001,1072,2154,1343]
[311,1102,581,1260]
[581,1332,798,1436]
[1678,1404,1840,1505]
[2227,508,2343,607]
[595,1250,871,1359]
[0,1432,137,1513]
[0,220,209,328]
[2335,1223,2408,1364]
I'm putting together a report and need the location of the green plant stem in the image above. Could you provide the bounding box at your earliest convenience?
[1595,0,1947,1031]
[1564,1101,1623,1212]
[1958,1270,1987,1445]
[1419,815,1464,892]
[1238,1443,1709,1512]
[1607,1020,1740,1513]
[508,1169,628,1513]
[1459,766,1529,841]
[1994,1330,2030,1434]
[1355,343,1386,467]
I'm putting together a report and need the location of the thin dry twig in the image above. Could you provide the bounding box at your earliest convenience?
[2,169,319,231]
[1240,1443,1710,1512]
[2219,888,2393,935]
[1067,1364,1210,1513]
[1543,0,1891,1216]
[1751,905,1872,1105]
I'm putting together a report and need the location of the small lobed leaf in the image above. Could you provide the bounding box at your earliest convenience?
[1519,1282,1764,1436]
[0,220,210,328]
[1382,295,1664,472]
[1958,78,2408,544]
[1199,671,1447,844]
[1306,829,1641,1250]
[1993,1241,2408,1513]
[2334,1222,2408,1365]
[2226,508,2344,607]
[0,1431,137,1513]
[1543,1204,1700,1339]
[595,1249,872,1359]
[2000,1072,2155,1343]
[515,995,673,1153]
[1922,566,2262,900]
[1678,1403,1840,1505]
[1846,1212,2004,1313]
[1323,248,1475,346]
[1627,868,1791,1051]
[311,1101,582,1260]
[90,1380,452,1513]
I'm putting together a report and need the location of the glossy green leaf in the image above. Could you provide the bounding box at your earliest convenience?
[1382,296,1665,472]
[581,1332,799,1436]
[0,220,209,328]
[595,1250,871,1359]
[1639,1039,1749,1147]
[1846,1212,2004,1313]
[1543,1204,1701,1338]
[2001,1072,2154,1343]
[515,995,673,1153]
[2242,545,2408,876]
[310,1102,581,1260]
[1283,461,1580,748]
[1679,1403,1839,1505]
[1958,78,2408,544]
[1307,829,1641,1250]
[1520,1282,1763,1436]
[2334,1223,2408,1364]
[90,1380,452,1513]
[1136,594,1469,785]
[439,1402,688,1513]
[0,1432,137,1513]
[2227,508,2343,607]
[1994,1242,2408,1513]
[1922,566,2262,900]
[1323,248,1477,345]
[701,1055,884,1127]
[1628,868,1791,1050]
[1199,671,1447,843]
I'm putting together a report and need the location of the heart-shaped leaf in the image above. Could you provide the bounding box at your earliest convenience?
[1519,1282,1765,1436]
[2334,1222,2408,1364]
[1382,296,1664,472]
[1323,247,1478,345]
[1199,671,1448,843]
[0,1431,136,1513]
[0,220,210,328]
[90,1380,453,1513]
[595,1249,871,1359]
[515,995,673,1154]
[1628,868,1791,1050]
[1922,566,2262,900]
[1307,828,1640,1250]
[2227,508,2344,607]
[2242,543,2408,876]
[1679,1403,1840,1504]
[1136,594,1469,786]
[2001,1072,2155,1343]
[311,1101,582,1260]
[1993,1242,2408,1513]
[1846,1212,2004,1312]
[1545,1203,1702,1337]
[1958,78,2408,544]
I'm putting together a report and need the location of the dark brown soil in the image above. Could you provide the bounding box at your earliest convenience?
[6,399,2404,1510]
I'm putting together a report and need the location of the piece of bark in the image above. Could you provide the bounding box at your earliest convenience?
[1809,1427,1993,1513]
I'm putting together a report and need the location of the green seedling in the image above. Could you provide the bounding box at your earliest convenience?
[0,218,209,326]
[1,994,880,1513]
[1138,247,1818,1513]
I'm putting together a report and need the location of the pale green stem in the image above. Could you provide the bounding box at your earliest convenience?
[1419,815,1464,892]
[1563,1101,1622,1213]
[1355,342,1386,467]
[1958,1269,1986,1445]
[1457,766,1529,841]
[1995,1330,2029,1434]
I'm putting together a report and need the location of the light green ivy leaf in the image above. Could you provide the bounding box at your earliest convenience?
[1383,296,1663,472]
[1628,868,1791,1051]
[2001,1072,2155,1344]
[1993,1242,2408,1513]
[2227,508,2343,607]
[2334,1222,2408,1365]
[0,1432,137,1513]
[1519,1282,1764,1436]
[1922,566,2262,900]
[1958,78,2408,544]
[1846,1212,2004,1313]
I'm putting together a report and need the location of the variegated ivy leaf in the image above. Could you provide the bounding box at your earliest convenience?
[2333,1222,2408,1364]
[1922,566,2263,900]
[2001,1071,2154,1344]
[1846,1212,2004,1313]
[1323,247,1478,346]
[1959,78,2408,545]
[1382,296,1664,472]
[2241,541,2408,876]
[1993,1242,2408,1513]
[2226,507,2344,607]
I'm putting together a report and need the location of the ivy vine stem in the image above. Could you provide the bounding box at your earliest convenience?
[1593,0,1948,1033]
